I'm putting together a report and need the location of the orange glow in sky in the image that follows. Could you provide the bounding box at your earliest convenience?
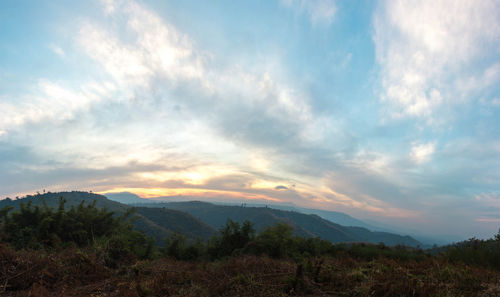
[98,187,283,202]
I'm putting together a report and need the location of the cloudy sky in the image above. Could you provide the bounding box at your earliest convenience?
[1,0,500,239]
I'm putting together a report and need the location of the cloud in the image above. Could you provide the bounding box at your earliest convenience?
[72,0,338,160]
[373,0,500,120]
[2,0,332,169]
[0,0,339,209]
[49,44,66,57]
[475,192,500,208]
[275,185,288,190]
[0,80,108,132]
[3,0,499,239]
[491,98,500,106]
[281,0,337,25]
[476,218,500,223]
[410,142,435,164]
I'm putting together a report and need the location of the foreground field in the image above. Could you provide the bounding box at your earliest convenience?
[1,244,499,297]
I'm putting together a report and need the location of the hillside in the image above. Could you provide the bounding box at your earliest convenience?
[104,192,424,243]
[136,201,422,247]
[0,192,216,244]
[232,202,375,229]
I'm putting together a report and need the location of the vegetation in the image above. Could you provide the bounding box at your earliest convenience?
[161,220,429,263]
[0,198,155,266]
[0,192,419,247]
[1,242,499,296]
[0,192,499,296]
[440,231,500,270]
[0,192,216,245]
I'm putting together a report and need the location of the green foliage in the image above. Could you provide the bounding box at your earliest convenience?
[0,197,155,264]
[0,191,217,246]
[161,219,428,263]
[161,233,206,261]
[333,242,428,262]
[443,230,500,270]
[243,223,295,258]
[208,220,255,259]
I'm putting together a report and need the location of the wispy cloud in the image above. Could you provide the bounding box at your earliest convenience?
[0,80,107,132]
[49,44,66,57]
[475,192,500,208]
[410,142,435,164]
[281,0,337,25]
[373,0,500,120]
[77,0,329,149]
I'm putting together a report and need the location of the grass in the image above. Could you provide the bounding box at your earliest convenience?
[1,243,499,297]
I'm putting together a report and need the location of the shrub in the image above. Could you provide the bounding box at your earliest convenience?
[0,197,155,262]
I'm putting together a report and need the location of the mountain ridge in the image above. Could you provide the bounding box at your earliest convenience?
[134,200,422,247]
[1,192,422,247]
[105,192,447,246]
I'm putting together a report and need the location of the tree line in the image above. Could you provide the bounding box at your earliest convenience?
[1,198,499,270]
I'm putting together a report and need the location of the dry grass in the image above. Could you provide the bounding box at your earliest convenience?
[1,243,499,297]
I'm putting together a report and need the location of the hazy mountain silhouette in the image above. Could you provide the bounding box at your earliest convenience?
[135,201,422,247]
[2,191,423,246]
[105,192,150,204]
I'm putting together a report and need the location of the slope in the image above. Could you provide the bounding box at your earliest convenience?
[136,201,421,247]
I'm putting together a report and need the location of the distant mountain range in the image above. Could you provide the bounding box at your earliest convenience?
[106,192,441,246]
[105,192,152,204]
[132,200,422,247]
[0,191,422,247]
[229,203,375,230]
[105,192,374,228]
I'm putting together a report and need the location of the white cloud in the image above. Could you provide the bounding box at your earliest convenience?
[282,0,337,25]
[374,0,500,119]
[77,0,329,144]
[49,44,66,57]
[410,142,435,164]
[101,0,117,14]
[1,0,333,187]
[0,80,106,131]
[456,63,500,97]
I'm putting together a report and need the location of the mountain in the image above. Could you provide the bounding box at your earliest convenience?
[226,202,375,229]
[166,199,438,245]
[281,207,373,229]
[0,192,216,245]
[361,219,462,246]
[135,201,422,247]
[104,192,152,204]
[280,206,450,246]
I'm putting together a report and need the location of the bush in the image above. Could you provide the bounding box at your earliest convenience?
[0,197,156,263]
[443,230,500,270]
[207,220,255,259]
[162,233,205,261]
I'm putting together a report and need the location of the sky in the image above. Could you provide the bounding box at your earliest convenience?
[1,0,500,240]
